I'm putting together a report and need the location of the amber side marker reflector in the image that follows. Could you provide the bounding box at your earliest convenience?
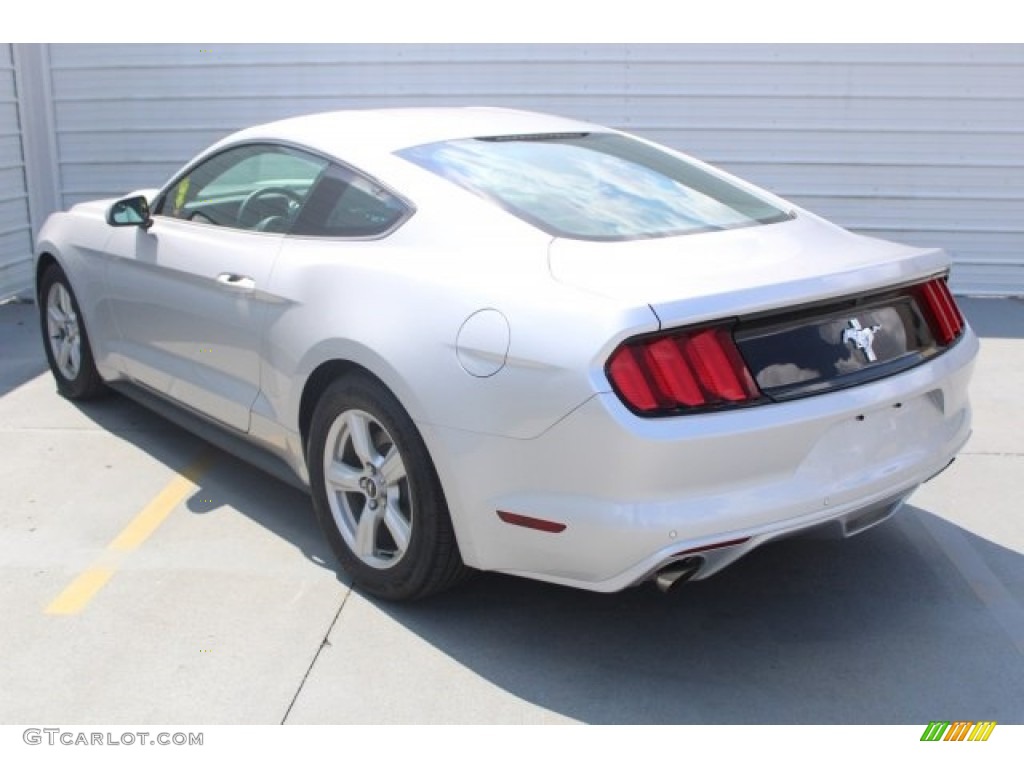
[497,511,567,533]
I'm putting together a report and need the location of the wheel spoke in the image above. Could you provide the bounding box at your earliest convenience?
[325,460,362,493]
[68,340,81,375]
[383,498,411,554]
[47,305,65,328]
[344,411,375,466]
[57,338,72,370]
[378,446,406,486]
[354,503,383,558]
[57,286,72,316]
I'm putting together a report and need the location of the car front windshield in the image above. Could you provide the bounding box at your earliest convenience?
[397,132,792,241]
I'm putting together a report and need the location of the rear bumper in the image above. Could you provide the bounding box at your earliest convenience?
[423,327,978,592]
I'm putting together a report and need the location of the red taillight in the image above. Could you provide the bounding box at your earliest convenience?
[914,278,965,346]
[684,327,756,402]
[607,323,761,415]
[645,337,703,406]
[608,346,660,411]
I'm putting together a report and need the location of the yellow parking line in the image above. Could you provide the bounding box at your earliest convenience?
[45,566,117,615]
[45,449,214,615]
[109,458,209,552]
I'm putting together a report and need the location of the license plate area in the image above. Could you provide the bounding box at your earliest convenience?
[735,294,941,401]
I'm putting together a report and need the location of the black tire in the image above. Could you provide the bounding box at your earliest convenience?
[38,264,106,400]
[308,374,467,601]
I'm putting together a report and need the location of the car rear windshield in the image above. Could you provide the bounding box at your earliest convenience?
[397,132,793,241]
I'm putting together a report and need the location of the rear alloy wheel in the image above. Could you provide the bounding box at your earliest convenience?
[38,265,106,400]
[324,408,413,569]
[308,375,466,600]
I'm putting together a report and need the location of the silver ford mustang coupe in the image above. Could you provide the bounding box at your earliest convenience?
[34,108,977,600]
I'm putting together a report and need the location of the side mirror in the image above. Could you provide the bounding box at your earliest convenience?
[107,196,153,229]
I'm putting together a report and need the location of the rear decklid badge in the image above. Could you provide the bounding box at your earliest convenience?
[843,318,882,362]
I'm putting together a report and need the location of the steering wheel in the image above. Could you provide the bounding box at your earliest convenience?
[237,186,303,229]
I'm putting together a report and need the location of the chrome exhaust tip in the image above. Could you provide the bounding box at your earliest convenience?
[654,557,702,594]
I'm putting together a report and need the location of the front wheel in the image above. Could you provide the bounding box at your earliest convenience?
[308,374,466,600]
[38,264,106,400]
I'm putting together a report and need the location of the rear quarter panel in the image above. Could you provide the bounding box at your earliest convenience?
[263,219,659,442]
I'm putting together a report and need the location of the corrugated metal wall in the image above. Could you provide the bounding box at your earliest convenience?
[13,44,1024,296]
[0,44,32,301]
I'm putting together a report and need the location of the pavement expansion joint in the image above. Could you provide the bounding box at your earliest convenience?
[281,587,352,725]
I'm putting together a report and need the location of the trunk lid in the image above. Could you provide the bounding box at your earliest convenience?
[548,213,952,328]
[552,213,965,409]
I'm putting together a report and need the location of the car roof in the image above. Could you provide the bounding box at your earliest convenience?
[207,107,607,161]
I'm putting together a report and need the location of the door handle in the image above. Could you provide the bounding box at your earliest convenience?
[216,273,256,292]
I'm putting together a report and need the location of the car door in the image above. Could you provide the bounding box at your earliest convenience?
[103,143,328,432]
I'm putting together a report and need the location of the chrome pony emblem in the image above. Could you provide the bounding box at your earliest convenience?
[842,318,881,362]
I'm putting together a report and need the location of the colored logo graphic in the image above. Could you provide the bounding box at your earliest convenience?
[920,721,996,742]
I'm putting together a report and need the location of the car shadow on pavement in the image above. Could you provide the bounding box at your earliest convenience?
[0,301,48,398]
[65,392,339,579]
[372,506,1024,724]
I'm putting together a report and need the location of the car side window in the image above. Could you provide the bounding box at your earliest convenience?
[155,144,328,233]
[290,163,411,238]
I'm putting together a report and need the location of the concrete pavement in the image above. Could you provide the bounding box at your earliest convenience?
[1,296,1022,724]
